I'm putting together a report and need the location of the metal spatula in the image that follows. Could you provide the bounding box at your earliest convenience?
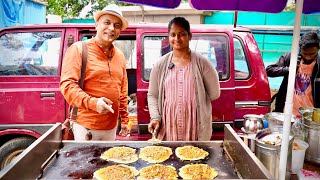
[147,130,161,144]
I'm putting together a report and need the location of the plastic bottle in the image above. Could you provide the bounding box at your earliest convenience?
[292,114,304,140]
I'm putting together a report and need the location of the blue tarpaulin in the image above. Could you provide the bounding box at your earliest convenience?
[0,0,46,28]
[0,0,24,28]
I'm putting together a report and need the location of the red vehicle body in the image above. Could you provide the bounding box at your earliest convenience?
[0,23,271,169]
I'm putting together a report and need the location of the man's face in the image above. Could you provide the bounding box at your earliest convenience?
[95,14,122,44]
[300,46,319,63]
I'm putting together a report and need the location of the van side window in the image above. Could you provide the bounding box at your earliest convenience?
[190,35,229,80]
[81,35,137,69]
[143,36,169,81]
[143,34,229,81]
[0,32,61,76]
[113,40,137,69]
[234,38,250,79]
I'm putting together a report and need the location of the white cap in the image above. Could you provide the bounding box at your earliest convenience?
[94,4,128,30]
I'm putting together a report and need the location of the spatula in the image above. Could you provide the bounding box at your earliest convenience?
[147,130,161,144]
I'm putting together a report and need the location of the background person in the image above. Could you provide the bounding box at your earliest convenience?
[60,4,130,141]
[147,17,220,141]
[266,31,320,115]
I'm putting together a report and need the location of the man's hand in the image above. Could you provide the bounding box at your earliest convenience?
[96,97,114,114]
[119,124,130,137]
[148,120,160,134]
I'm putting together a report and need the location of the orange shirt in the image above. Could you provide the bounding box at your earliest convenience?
[292,61,316,115]
[60,39,129,130]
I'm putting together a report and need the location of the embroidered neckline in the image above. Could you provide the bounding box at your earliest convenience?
[93,38,115,75]
[93,38,114,60]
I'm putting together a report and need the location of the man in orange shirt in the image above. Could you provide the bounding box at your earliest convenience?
[60,4,129,141]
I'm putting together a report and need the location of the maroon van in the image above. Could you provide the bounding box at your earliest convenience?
[0,23,271,169]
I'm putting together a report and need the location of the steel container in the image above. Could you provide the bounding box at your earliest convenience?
[312,108,320,122]
[243,114,264,133]
[299,107,320,165]
[255,130,292,180]
[264,112,295,132]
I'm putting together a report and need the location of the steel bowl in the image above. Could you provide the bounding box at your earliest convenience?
[243,114,263,133]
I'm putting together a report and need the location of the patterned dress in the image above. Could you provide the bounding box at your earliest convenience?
[159,63,197,141]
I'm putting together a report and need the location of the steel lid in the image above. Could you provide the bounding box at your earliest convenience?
[264,112,295,123]
[255,128,293,148]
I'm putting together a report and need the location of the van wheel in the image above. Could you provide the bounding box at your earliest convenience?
[0,137,35,170]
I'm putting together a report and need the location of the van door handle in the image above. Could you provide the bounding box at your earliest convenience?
[40,92,55,98]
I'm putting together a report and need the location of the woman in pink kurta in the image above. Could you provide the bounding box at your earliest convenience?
[147,17,220,141]
[162,63,197,141]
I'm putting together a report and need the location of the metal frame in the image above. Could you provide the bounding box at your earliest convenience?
[0,123,273,179]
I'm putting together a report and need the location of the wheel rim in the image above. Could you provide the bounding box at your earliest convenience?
[1,149,24,169]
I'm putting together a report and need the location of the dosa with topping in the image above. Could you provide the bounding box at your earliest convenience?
[139,145,172,163]
[175,145,209,161]
[100,146,138,164]
[179,164,218,179]
[93,164,139,180]
[137,164,178,180]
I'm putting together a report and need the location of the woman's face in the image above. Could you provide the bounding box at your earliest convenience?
[168,23,191,51]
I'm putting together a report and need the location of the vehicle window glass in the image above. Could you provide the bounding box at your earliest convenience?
[81,35,136,69]
[114,40,136,69]
[234,38,250,79]
[143,36,169,81]
[143,34,229,81]
[190,35,229,80]
[0,32,61,76]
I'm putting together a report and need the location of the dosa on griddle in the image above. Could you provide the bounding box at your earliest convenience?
[100,146,138,164]
[179,164,218,179]
[175,145,209,161]
[138,164,178,180]
[139,145,172,163]
[93,164,139,180]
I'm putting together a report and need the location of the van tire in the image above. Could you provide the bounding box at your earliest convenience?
[0,137,35,170]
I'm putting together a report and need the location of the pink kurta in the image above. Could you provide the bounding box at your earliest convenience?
[158,63,197,141]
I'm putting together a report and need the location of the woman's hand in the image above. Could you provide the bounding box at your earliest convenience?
[148,120,160,133]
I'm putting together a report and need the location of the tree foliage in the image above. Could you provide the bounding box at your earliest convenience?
[284,2,296,11]
[46,0,133,18]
